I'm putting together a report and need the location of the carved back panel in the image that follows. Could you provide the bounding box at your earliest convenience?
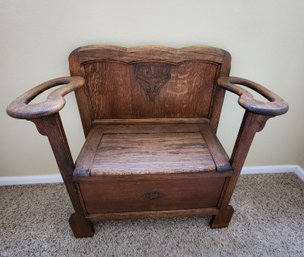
[69,46,231,135]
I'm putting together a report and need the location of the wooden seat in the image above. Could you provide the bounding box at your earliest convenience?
[74,120,231,176]
[7,45,288,238]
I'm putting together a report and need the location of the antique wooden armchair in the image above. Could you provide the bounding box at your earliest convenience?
[7,45,288,237]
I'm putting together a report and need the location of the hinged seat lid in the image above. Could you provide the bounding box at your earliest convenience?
[74,119,231,176]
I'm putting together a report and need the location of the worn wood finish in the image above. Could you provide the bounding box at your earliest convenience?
[82,61,216,118]
[69,213,94,238]
[69,46,231,134]
[70,45,230,64]
[88,208,220,222]
[93,117,209,125]
[199,125,231,172]
[210,111,271,228]
[210,205,234,228]
[7,44,288,237]
[218,77,289,116]
[31,114,94,238]
[6,77,85,119]
[93,132,214,174]
[218,111,270,209]
[134,62,172,101]
[77,174,227,214]
[74,122,231,176]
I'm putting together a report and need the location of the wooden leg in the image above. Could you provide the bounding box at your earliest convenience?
[209,205,234,229]
[69,213,95,238]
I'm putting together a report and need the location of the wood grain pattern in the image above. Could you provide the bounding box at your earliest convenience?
[87,207,220,222]
[6,76,84,119]
[200,125,231,172]
[98,123,202,134]
[217,111,270,210]
[77,174,226,214]
[218,77,289,116]
[70,45,230,64]
[74,128,103,176]
[74,122,231,176]
[82,61,218,120]
[93,117,209,125]
[69,45,231,133]
[93,133,214,174]
[32,114,94,237]
[134,63,172,101]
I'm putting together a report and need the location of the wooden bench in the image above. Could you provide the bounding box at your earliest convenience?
[7,45,288,237]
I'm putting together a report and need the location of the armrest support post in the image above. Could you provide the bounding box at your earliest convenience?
[216,76,288,208]
[32,113,85,215]
[7,76,93,236]
[6,76,87,217]
[230,111,270,172]
[218,111,270,209]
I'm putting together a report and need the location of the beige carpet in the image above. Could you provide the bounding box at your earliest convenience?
[0,173,303,257]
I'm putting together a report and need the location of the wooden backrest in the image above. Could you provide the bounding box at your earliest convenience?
[69,45,231,135]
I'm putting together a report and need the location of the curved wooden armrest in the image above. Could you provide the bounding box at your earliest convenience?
[218,76,288,116]
[6,76,85,119]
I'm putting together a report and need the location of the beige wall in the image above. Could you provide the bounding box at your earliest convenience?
[1,0,303,176]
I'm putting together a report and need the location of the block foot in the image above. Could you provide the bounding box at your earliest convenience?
[69,213,94,238]
[210,205,234,229]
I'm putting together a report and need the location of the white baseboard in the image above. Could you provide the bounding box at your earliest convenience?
[0,165,303,186]
[241,165,302,175]
[0,174,63,186]
[241,165,304,181]
[294,165,304,181]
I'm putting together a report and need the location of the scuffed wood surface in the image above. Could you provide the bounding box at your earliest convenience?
[87,207,220,221]
[92,132,214,174]
[83,61,218,119]
[74,122,231,176]
[218,76,289,116]
[69,45,231,134]
[93,117,208,125]
[70,45,230,64]
[77,174,226,214]
[6,76,84,119]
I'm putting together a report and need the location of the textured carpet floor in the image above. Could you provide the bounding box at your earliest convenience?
[0,173,303,257]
